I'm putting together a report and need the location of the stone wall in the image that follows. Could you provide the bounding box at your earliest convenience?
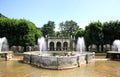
[10,44,113,53]
[88,44,112,51]
[23,52,95,69]
[11,45,39,53]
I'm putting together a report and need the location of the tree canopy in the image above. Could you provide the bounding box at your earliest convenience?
[41,21,55,37]
[84,21,103,51]
[75,28,84,43]
[59,20,79,36]
[103,20,120,45]
[1,13,120,52]
[0,13,7,18]
[0,14,42,51]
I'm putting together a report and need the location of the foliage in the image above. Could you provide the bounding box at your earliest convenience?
[75,28,85,43]
[84,20,120,52]
[41,21,55,37]
[103,20,120,45]
[0,13,7,18]
[0,14,42,51]
[84,21,103,51]
[1,13,120,52]
[59,20,79,36]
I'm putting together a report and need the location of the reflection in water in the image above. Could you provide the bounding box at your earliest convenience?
[0,56,120,77]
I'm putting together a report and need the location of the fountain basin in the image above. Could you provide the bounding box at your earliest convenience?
[0,51,13,60]
[23,51,95,69]
[106,51,120,60]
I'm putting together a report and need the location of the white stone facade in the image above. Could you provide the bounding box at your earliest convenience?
[46,36,75,51]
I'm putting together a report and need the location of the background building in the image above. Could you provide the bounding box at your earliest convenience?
[46,36,75,51]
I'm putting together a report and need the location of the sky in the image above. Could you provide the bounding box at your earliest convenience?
[0,0,120,31]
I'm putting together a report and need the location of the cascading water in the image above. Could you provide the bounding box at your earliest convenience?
[38,37,47,55]
[0,37,9,52]
[76,37,85,53]
[112,40,120,52]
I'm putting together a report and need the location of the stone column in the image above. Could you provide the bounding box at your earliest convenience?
[61,41,63,51]
[73,42,75,51]
[54,41,56,51]
[68,42,70,51]
[48,41,49,51]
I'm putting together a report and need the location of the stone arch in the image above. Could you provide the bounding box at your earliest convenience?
[63,42,68,51]
[49,42,54,51]
[56,42,61,51]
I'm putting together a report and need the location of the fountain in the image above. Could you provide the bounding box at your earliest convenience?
[106,40,120,60]
[38,37,47,55]
[0,37,13,60]
[0,37,9,51]
[23,36,95,69]
[76,37,85,53]
[112,40,120,52]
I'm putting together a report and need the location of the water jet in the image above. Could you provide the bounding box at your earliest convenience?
[106,40,120,60]
[0,37,13,60]
[23,37,95,69]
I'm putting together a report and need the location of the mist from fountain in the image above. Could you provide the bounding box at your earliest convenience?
[112,40,120,52]
[0,37,9,52]
[38,37,47,55]
[76,37,85,53]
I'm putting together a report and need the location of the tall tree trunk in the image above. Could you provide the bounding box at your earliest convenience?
[97,45,99,52]
[24,45,27,52]
[101,44,103,51]
[86,44,89,51]
[110,44,112,51]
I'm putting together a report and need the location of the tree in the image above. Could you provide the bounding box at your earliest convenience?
[59,20,79,36]
[75,28,84,38]
[103,20,120,45]
[41,21,55,37]
[0,13,7,18]
[0,14,42,51]
[84,21,103,51]
[16,19,41,51]
[75,28,85,43]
